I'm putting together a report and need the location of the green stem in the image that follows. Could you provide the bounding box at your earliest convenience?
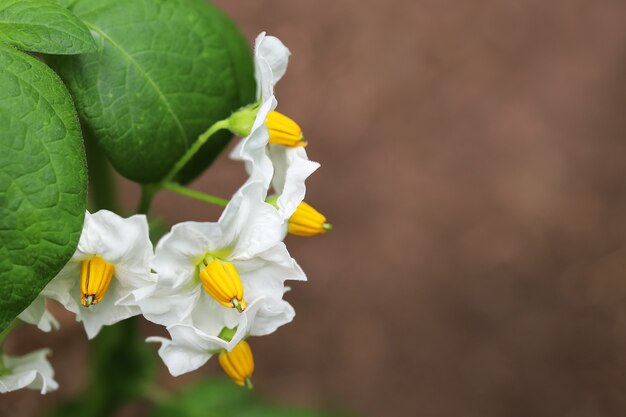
[136,118,231,213]
[137,184,158,214]
[85,132,118,211]
[83,318,155,417]
[163,182,228,207]
[161,119,230,184]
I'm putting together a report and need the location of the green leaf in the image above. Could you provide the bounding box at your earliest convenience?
[48,0,256,184]
[149,378,356,417]
[0,0,97,54]
[0,43,87,332]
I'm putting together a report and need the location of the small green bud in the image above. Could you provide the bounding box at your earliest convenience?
[228,103,260,137]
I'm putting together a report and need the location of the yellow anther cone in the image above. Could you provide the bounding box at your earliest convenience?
[80,256,115,307]
[266,111,307,147]
[200,260,246,312]
[288,202,332,237]
[219,340,254,388]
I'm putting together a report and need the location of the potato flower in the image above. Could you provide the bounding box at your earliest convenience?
[229,33,323,225]
[41,210,155,339]
[140,180,305,376]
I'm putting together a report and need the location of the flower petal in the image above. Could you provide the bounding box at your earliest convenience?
[76,280,140,339]
[76,211,152,271]
[0,349,58,394]
[18,296,59,333]
[147,336,213,377]
[153,220,224,289]
[229,97,276,188]
[270,146,320,220]
[255,32,291,100]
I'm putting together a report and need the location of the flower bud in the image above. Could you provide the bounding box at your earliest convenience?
[199,259,246,312]
[219,340,254,388]
[228,104,258,137]
[80,256,115,307]
[288,202,332,237]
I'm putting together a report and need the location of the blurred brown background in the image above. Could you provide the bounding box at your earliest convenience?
[4,1,626,416]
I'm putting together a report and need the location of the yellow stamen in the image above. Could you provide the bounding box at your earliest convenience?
[199,259,246,312]
[288,202,332,237]
[266,111,307,147]
[80,256,115,307]
[219,340,254,388]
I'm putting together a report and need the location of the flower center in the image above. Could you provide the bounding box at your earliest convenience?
[288,201,332,237]
[199,259,246,312]
[80,256,115,307]
[219,340,254,388]
[266,111,307,147]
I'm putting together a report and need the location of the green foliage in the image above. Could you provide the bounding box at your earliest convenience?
[85,318,156,416]
[45,318,156,417]
[48,0,256,184]
[0,0,96,54]
[150,378,353,417]
[0,42,87,332]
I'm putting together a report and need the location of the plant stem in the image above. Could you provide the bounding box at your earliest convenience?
[85,133,118,211]
[137,184,157,214]
[163,182,228,207]
[136,118,230,213]
[161,119,230,184]
[85,318,155,417]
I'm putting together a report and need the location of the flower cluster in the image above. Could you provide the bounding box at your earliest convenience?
[0,33,328,393]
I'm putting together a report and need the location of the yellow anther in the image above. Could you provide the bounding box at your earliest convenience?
[219,340,254,388]
[80,256,115,307]
[288,202,332,237]
[266,111,307,147]
[199,260,246,312]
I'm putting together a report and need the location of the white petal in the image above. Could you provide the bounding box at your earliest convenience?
[44,267,139,340]
[237,242,307,284]
[136,283,202,327]
[76,211,152,270]
[227,181,283,259]
[270,146,320,220]
[229,98,276,189]
[187,293,230,337]
[18,296,59,333]
[153,221,224,289]
[148,316,245,376]
[235,243,305,336]
[41,264,82,317]
[248,298,295,337]
[76,280,140,340]
[147,336,213,377]
[0,349,58,394]
[255,32,291,100]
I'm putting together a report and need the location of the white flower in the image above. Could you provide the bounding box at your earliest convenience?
[231,32,320,221]
[141,180,305,376]
[42,210,155,339]
[0,349,58,394]
[18,296,59,333]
